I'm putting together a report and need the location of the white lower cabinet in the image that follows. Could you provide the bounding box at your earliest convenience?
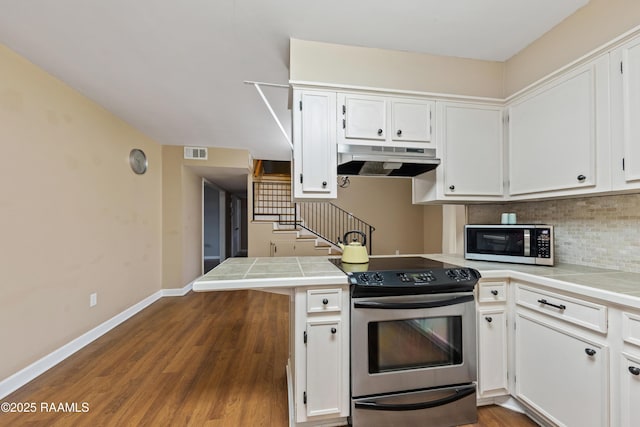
[292,286,349,425]
[477,307,508,397]
[620,351,640,427]
[476,279,509,399]
[514,312,609,427]
[305,319,342,417]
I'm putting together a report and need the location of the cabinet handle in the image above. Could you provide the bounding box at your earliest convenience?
[491,290,499,296]
[485,316,493,323]
[331,327,337,334]
[322,181,327,187]
[322,298,329,305]
[537,299,566,311]
[585,348,596,357]
[629,366,640,376]
[577,174,586,182]
[396,129,402,136]
[377,128,383,136]
[449,185,455,191]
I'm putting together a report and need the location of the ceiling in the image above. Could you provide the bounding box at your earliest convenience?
[0,0,589,190]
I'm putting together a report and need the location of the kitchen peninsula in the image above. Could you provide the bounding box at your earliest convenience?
[193,255,640,427]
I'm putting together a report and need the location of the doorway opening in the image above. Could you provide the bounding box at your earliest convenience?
[202,180,248,274]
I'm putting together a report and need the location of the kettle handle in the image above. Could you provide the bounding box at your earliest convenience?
[343,230,366,246]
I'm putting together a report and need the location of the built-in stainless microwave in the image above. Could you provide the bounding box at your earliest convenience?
[464,225,554,266]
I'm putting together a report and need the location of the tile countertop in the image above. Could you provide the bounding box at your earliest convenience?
[192,256,347,291]
[192,254,640,309]
[425,253,640,309]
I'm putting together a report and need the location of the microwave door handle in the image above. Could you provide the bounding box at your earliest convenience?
[353,295,474,310]
[524,230,531,257]
[354,386,475,411]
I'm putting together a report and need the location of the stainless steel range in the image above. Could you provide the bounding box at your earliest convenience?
[331,257,481,427]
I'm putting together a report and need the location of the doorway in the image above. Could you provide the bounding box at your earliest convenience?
[230,195,248,257]
[203,181,226,274]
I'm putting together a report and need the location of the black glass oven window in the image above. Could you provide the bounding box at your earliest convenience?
[368,316,463,373]
[467,228,526,256]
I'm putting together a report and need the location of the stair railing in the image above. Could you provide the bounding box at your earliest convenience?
[252,181,375,253]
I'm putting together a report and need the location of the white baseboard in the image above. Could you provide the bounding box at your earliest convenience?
[0,281,194,400]
[497,396,527,414]
[161,280,194,297]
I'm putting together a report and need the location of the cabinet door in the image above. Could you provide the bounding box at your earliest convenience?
[391,99,433,142]
[292,90,337,199]
[341,93,387,141]
[306,319,343,417]
[620,351,640,427]
[270,241,296,257]
[515,313,609,427]
[439,102,504,196]
[477,308,508,397]
[508,57,609,196]
[613,37,640,188]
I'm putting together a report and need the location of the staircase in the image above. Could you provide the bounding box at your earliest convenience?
[252,181,375,255]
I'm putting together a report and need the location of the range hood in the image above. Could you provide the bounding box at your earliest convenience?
[337,144,440,177]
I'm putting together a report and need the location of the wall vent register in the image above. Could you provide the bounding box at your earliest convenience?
[184,146,208,160]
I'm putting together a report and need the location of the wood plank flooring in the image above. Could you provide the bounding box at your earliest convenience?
[1,290,536,426]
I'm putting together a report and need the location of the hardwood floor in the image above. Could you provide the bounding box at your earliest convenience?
[1,290,536,426]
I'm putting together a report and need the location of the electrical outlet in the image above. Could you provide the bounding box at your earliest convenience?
[395,249,400,255]
[90,293,97,307]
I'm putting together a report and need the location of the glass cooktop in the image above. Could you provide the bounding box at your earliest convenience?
[329,256,461,274]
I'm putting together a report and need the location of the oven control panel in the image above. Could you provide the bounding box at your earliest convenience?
[348,268,479,287]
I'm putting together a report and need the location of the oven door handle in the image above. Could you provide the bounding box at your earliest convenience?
[353,294,473,310]
[353,385,475,411]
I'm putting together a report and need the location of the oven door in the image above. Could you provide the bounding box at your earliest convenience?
[352,384,477,427]
[351,292,476,397]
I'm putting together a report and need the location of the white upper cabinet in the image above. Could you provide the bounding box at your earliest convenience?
[391,98,432,142]
[413,101,504,203]
[338,93,433,148]
[440,102,504,197]
[611,37,640,190]
[507,55,611,198]
[342,94,387,141]
[292,89,337,199]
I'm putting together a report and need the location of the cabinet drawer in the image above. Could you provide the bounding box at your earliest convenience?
[623,312,640,348]
[478,281,507,303]
[307,289,342,313]
[515,284,607,333]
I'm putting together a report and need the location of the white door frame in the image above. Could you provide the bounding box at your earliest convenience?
[202,179,226,274]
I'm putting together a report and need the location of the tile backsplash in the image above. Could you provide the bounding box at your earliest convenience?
[467,193,640,273]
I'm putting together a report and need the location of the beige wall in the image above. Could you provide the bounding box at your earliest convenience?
[161,145,204,289]
[423,205,444,254]
[183,167,203,284]
[292,2,640,99]
[0,44,162,380]
[248,176,442,256]
[505,0,640,95]
[162,146,251,287]
[290,39,505,99]
[162,146,184,289]
[334,177,439,255]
